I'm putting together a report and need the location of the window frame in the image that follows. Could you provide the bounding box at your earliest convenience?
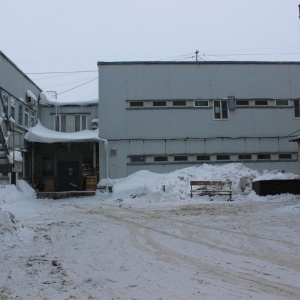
[194,100,209,107]
[172,100,186,107]
[294,100,300,118]
[213,100,228,120]
[55,114,67,132]
[75,114,87,132]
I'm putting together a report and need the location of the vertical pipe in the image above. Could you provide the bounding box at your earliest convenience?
[31,143,35,186]
[93,142,96,176]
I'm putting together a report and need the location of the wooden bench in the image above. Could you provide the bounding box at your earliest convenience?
[190,180,232,201]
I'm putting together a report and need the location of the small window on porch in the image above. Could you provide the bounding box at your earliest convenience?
[42,156,55,177]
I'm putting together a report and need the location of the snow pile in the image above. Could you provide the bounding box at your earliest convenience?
[253,169,299,181]
[0,181,35,236]
[109,163,261,203]
[16,179,36,198]
[0,208,18,235]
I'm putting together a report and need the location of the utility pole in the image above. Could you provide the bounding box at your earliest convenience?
[195,50,199,62]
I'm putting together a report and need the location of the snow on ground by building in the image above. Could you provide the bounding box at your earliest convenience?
[1,163,300,299]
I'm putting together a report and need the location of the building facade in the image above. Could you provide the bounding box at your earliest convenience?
[0,51,41,183]
[98,61,300,179]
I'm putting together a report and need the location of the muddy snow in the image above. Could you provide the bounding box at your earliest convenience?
[1,163,300,299]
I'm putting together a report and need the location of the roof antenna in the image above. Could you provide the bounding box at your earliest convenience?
[299,4,300,18]
[195,50,199,62]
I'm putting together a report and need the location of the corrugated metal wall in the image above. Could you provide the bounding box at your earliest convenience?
[98,62,300,179]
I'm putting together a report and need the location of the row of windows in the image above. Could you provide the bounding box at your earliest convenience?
[54,114,88,132]
[129,153,294,163]
[128,99,293,108]
[1,90,36,128]
[128,99,300,120]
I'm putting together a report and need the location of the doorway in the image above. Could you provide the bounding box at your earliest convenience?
[57,161,79,191]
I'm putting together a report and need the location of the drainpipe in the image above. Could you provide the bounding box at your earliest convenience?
[97,138,109,192]
[32,143,35,187]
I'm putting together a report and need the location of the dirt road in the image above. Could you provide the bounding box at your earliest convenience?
[1,199,300,299]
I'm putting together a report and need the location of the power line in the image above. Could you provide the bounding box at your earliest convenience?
[57,77,98,95]
[43,76,97,89]
[26,70,97,75]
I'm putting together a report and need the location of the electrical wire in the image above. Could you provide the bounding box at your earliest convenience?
[26,70,97,75]
[57,77,98,95]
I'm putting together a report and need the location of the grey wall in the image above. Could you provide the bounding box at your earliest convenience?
[0,52,41,102]
[98,62,300,179]
[39,104,98,131]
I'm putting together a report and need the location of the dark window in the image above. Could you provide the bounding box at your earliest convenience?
[257,154,271,160]
[236,100,249,106]
[154,156,168,162]
[216,154,230,160]
[195,100,209,107]
[279,153,292,159]
[130,101,144,107]
[294,100,300,118]
[276,99,289,106]
[174,155,188,161]
[153,101,166,107]
[255,100,268,106]
[172,101,186,106]
[42,156,55,177]
[196,155,210,161]
[18,103,23,125]
[131,156,145,163]
[238,154,252,160]
[214,100,228,119]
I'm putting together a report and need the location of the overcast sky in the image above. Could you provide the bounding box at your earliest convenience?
[2,0,300,102]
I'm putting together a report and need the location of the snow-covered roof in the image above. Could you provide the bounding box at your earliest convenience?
[289,136,300,142]
[24,120,101,143]
[26,90,37,101]
[39,92,98,107]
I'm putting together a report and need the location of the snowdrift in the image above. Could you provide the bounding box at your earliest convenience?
[104,163,299,203]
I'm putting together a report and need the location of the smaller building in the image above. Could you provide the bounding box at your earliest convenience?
[25,93,101,192]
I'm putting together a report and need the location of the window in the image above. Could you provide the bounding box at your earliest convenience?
[153,101,166,107]
[55,115,66,132]
[255,100,268,106]
[195,100,209,107]
[1,92,8,112]
[154,156,168,162]
[257,154,271,160]
[174,155,188,161]
[279,153,292,159]
[216,154,230,160]
[276,99,289,106]
[10,97,16,120]
[75,114,87,132]
[294,100,300,118]
[24,107,29,128]
[31,114,35,127]
[196,155,210,161]
[130,101,144,107]
[238,154,252,160]
[214,100,228,119]
[172,100,186,106]
[18,103,23,126]
[131,156,146,163]
[236,100,249,106]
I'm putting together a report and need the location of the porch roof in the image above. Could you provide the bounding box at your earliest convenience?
[24,120,101,143]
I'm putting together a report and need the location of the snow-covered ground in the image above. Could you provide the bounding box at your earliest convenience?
[1,163,300,299]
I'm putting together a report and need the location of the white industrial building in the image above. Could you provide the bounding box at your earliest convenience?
[98,61,300,179]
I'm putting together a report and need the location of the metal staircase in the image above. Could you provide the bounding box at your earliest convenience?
[0,118,12,173]
[0,93,13,175]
